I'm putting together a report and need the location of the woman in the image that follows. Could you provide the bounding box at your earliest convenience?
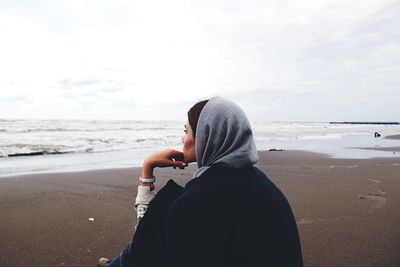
[98,97,303,267]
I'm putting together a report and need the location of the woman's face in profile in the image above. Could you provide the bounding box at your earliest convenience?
[182,121,196,163]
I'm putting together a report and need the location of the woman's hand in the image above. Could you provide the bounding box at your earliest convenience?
[142,149,188,179]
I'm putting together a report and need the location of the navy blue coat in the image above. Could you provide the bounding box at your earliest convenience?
[129,166,303,267]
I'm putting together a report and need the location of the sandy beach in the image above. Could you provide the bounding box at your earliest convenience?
[1,150,400,266]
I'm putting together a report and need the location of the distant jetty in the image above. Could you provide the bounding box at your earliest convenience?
[330,122,400,125]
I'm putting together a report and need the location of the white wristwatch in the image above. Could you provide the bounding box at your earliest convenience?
[139,176,156,183]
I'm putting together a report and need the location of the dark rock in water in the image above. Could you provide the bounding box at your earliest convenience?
[8,151,68,157]
[269,149,284,152]
[374,132,381,138]
[8,151,47,157]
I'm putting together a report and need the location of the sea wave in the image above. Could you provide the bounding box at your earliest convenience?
[2,127,174,133]
[1,119,400,159]
[0,135,181,158]
[0,143,77,158]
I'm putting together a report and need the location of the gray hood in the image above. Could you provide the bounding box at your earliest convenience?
[193,97,259,178]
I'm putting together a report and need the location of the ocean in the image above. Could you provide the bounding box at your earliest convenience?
[1,119,399,177]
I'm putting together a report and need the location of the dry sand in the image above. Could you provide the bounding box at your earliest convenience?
[0,151,399,266]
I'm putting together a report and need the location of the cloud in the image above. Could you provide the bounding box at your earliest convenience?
[101,67,128,73]
[0,0,399,121]
[0,94,29,103]
[53,77,131,108]
[58,78,103,89]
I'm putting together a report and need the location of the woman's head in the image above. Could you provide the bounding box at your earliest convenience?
[182,99,209,163]
[192,97,258,177]
[182,97,258,176]
[187,100,209,138]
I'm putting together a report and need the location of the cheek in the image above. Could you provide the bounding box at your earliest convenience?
[190,139,195,151]
[184,138,190,148]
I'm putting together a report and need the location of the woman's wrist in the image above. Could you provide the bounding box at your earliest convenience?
[140,164,155,188]
[142,159,155,179]
[139,176,155,187]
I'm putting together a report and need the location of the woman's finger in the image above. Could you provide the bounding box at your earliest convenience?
[171,160,187,168]
[167,149,184,160]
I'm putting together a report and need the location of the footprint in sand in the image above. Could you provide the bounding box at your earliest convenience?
[359,191,387,209]
[347,165,358,168]
[368,195,387,209]
[367,178,381,184]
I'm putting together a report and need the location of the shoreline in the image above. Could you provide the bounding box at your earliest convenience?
[1,147,400,179]
[1,150,400,266]
[385,134,400,140]
[355,146,400,152]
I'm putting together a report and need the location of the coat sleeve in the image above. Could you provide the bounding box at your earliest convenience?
[135,185,156,223]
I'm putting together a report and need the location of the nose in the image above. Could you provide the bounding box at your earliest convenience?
[181,136,184,144]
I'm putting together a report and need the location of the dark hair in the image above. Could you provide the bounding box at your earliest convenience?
[188,99,209,137]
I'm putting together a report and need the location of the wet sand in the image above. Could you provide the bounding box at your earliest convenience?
[385,134,400,140]
[357,147,400,152]
[0,151,399,266]
[358,133,400,153]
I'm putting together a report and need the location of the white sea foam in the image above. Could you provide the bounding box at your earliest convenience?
[0,119,183,157]
[0,119,399,176]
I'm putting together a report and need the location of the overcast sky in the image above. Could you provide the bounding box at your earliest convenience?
[0,0,399,122]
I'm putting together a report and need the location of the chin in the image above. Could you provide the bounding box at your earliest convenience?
[184,156,195,163]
